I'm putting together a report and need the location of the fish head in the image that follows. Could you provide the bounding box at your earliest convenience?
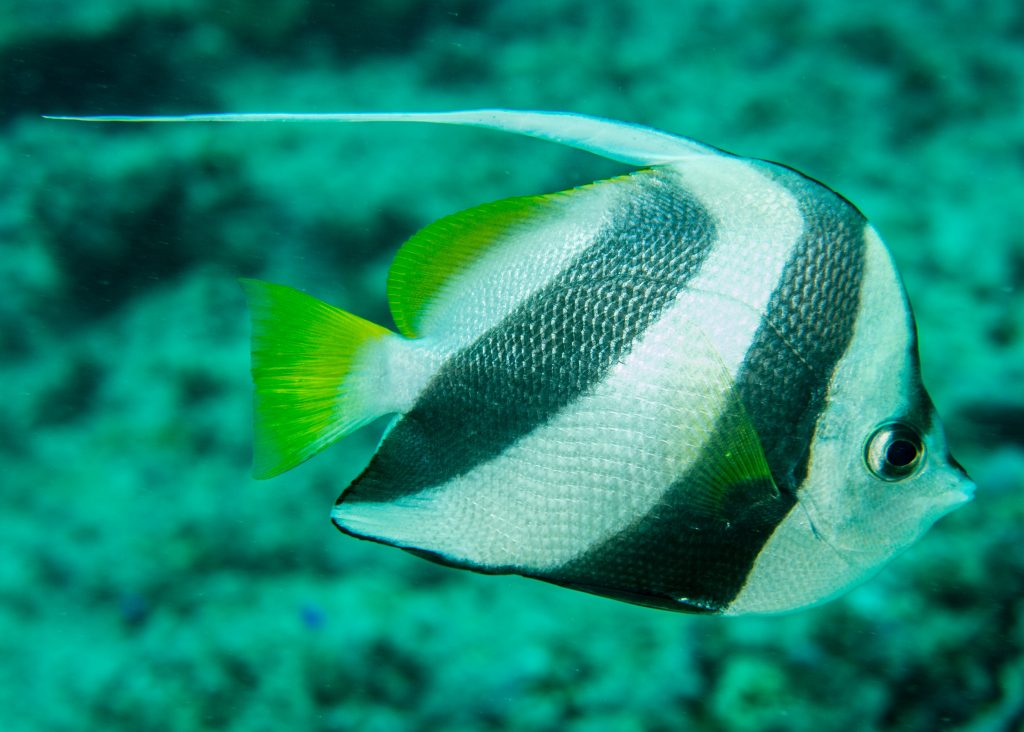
[793,225,974,577]
[799,394,974,572]
[724,219,975,616]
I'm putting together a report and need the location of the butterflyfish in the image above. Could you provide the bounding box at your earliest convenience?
[47,109,975,614]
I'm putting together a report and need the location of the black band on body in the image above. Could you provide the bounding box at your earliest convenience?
[547,162,868,613]
[340,170,717,507]
[548,392,793,614]
[736,162,868,492]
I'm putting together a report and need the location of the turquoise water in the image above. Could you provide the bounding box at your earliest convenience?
[3,1,1022,730]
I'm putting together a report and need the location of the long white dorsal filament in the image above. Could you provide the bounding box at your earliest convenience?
[43,109,721,167]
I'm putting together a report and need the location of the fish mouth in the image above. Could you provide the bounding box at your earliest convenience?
[943,473,976,510]
[950,488,974,509]
[942,451,975,507]
[948,452,972,481]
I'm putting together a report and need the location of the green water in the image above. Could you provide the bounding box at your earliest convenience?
[2,1,1022,730]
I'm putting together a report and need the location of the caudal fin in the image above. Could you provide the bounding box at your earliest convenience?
[240,279,396,479]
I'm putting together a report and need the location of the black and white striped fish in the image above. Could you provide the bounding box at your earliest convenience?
[49,109,975,614]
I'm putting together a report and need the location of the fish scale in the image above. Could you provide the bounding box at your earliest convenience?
[342,171,714,507]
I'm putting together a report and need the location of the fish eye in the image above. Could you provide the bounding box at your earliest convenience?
[864,422,925,481]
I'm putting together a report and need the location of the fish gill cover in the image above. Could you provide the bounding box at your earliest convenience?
[2,1,1023,730]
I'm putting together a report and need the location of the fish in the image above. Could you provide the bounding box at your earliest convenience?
[47,109,975,614]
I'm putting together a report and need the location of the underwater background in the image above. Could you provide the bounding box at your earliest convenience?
[2,1,1022,730]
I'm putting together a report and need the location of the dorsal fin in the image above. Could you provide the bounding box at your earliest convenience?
[43,109,724,166]
[385,170,651,341]
[387,192,560,338]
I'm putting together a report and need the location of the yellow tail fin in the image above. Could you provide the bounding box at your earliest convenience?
[240,279,395,479]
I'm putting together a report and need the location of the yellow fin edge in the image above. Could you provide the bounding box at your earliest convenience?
[387,194,557,338]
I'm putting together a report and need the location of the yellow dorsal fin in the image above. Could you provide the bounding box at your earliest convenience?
[386,193,559,338]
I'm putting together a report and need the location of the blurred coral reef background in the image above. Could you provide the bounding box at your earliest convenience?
[2,1,1022,730]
